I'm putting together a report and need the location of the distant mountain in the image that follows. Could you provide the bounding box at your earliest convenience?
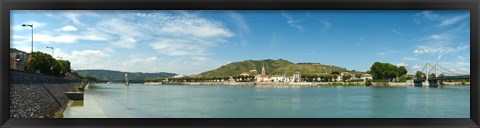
[199,59,350,76]
[76,69,177,82]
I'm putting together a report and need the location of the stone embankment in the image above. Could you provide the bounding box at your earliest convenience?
[10,70,81,118]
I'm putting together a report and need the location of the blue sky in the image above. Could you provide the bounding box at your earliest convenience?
[11,10,470,75]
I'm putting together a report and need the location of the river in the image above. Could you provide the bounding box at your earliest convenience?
[63,84,470,118]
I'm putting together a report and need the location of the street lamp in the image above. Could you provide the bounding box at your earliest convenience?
[57,57,63,60]
[22,24,33,53]
[46,46,54,57]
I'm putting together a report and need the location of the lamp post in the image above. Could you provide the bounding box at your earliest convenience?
[22,24,34,53]
[46,46,54,57]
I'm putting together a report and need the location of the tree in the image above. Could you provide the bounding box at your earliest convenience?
[365,79,373,86]
[398,75,413,82]
[438,74,445,78]
[342,75,352,82]
[355,73,362,78]
[415,71,424,79]
[25,52,59,76]
[369,62,408,81]
[331,71,340,75]
[80,75,99,82]
[397,66,407,77]
[56,60,71,77]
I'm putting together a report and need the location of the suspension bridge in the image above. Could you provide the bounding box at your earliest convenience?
[413,63,470,87]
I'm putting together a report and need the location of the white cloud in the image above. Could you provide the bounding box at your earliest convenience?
[282,11,304,32]
[413,44,469,55]
[74,18,141,48]
[66,50,109,69]
[58,26,78,31]
[44,13,54,17]
[228,11,249,33]
[88,14,234,50]
[146,56,158,62]
[458,67,469,74]
[112,36,137,49]
[25,21,46,28]
[174,10,203,18]
[391,29,403,35]
[414,11,439,24]
[12,21,46,32]
[14,11,236,74]
[133,13,234,58]
[430,35,441,40]
[418,11,439,20]
[412,65,421,70]
[12,25,24,32]
[429,33,455,40]
[437,61,470,75]
[396,63,408,67]
[150,38,210,57]
[34,34,79,44]
[11,35,26,40]
[457,56,465,61]
[122,56,159,67]
[65,12,83,26]
[43,48,71,59]
[414,49,430,55]
[71,50,108,58]
[438,14,469,27]
[378,51,402,57]
[159,18,234,38]
[32,33,107,44]
[413,11,469,28]
[101,47,116,53]
[306,12,332,32]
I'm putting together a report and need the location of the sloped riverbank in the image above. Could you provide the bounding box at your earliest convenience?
[10,70,81,118]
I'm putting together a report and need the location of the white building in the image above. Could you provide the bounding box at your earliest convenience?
[173,75,185,78]
[292,71,302,82]
[361,74,373,81]
[271,75,289,82]
[334,74,343,82]
[240,72,251,76]
[255,74,267,82]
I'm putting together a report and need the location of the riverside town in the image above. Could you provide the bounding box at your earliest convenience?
[10,10,470,118]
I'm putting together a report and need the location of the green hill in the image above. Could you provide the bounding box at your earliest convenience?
[199,59,349,76]
[77,69,177,82]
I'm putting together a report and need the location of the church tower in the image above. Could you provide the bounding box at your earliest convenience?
[261,62,266,75]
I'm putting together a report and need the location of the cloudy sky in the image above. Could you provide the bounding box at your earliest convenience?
[11,10,470,75]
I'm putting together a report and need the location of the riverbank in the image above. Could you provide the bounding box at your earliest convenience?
[145,81,417,87]
[10,70,82,118]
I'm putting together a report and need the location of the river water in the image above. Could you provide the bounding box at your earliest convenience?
[63,84,470,118]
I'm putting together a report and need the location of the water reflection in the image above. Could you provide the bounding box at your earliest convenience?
[63,84,470,118]
[70,100,84,107]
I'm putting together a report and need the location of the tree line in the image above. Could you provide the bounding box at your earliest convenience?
[25,52,72,77]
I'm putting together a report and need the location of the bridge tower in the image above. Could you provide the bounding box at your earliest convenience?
[423,63,439,87]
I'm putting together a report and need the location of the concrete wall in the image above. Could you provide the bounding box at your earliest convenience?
[10,70,81,118]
